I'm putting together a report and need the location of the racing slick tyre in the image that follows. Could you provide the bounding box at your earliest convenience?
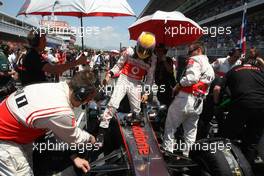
[190,138,254,176]
[230,143,254,176]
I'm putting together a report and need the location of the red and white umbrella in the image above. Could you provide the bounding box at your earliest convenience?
[129,10,204,47]
[18,0,135,17]
[17,0,135,49]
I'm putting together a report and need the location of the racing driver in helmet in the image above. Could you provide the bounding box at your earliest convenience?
[100,31,157,130]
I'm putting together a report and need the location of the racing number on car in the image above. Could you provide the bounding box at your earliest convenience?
[15,89,28,108]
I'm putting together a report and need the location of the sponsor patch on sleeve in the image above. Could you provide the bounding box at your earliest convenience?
[187,59,194,66]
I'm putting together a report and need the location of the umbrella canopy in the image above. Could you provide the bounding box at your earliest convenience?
[17,0,135,49]
[129,10,203,47]
[17,0,135,17]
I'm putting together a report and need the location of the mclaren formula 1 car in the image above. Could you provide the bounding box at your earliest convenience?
[33,94,261,176]
[83,95,260,176]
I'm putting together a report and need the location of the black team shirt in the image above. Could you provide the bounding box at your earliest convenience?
[20,48,48,86]
[222,64,264,109]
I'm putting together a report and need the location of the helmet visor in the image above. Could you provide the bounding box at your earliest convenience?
[136,45,152,59]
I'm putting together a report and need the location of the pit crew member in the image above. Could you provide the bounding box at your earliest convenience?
[0,70,97,175]
[163,42,215,156]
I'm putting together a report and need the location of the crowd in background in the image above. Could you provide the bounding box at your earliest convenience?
[192,0,257,22]
[187,0,264,49]
[192,0,243,22]
[202,19,264,49]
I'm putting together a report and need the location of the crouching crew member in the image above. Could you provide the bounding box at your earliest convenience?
[0,70,97,175]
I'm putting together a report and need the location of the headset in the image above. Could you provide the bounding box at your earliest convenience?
[73,86,95,102]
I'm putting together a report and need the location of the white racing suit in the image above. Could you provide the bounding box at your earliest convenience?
[100,47,157,128]
[163,55,215,156]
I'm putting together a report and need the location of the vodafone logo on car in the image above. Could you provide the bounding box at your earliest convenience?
[132,126,149,155]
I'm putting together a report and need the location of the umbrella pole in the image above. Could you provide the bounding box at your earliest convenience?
[80,16,84,51]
